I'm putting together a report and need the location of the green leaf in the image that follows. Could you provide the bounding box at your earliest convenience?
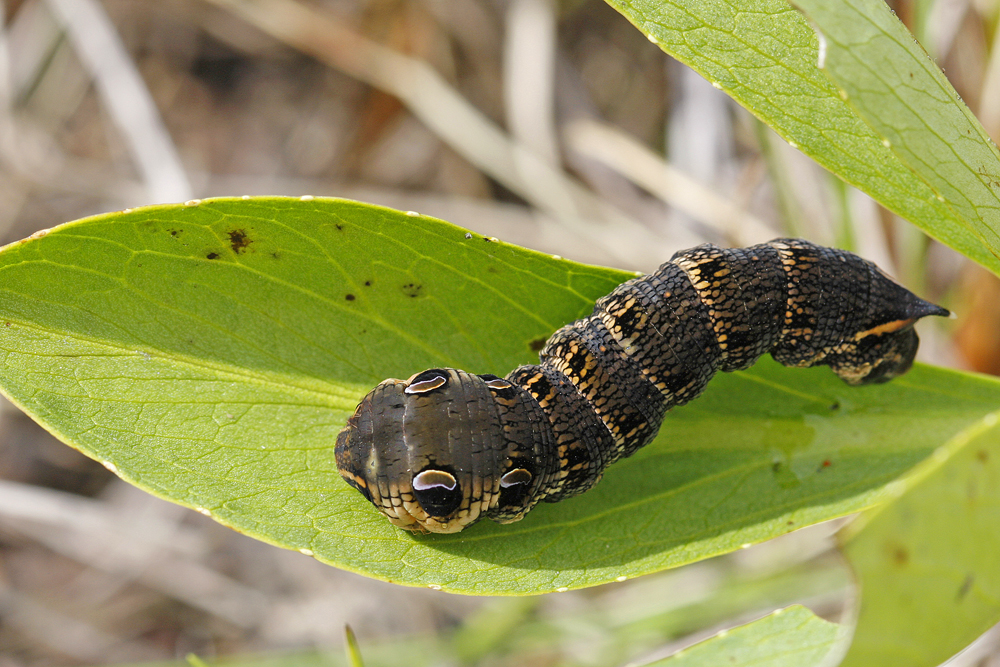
[791,0,1000,269]
[603,0,1000,275]
[344,626,366,667]
[486,553,851,666]
[646,605,845,666]
[450,597,540,664]
[1,197,997,595]
[839,413,1000,667]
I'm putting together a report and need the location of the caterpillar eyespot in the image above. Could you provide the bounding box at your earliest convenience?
[412,469,457,491]
[404,371,448,394]
[500,468,532,487]
[335,239,949,534]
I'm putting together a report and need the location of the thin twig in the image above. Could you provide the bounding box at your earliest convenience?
[565,119,776,246]
[44,0,192,203]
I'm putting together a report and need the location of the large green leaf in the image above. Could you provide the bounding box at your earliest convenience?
[647,605,845,666]
[1,197,998,595]
[792,0,1000,266]
[604,0,1000,275]
[839,414,1000,667]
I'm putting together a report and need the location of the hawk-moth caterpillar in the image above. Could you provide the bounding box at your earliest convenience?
[335,239,949,534]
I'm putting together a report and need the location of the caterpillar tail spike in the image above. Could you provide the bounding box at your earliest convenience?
[335,239,949,534]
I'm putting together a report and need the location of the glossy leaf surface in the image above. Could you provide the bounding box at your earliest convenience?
[605,0,1000,275]
[792,0,1000,270]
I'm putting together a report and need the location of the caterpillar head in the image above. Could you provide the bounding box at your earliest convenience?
[335,368,545,533]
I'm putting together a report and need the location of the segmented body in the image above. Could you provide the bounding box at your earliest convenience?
[336,239,948,533]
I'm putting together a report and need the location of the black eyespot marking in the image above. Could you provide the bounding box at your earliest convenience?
[413,469,457,491]
[500,468,532,487]
[404,369,449,394]
[481,375,513,390]
[336,239,949,533]
[412,469,462,517]
[478,374,519,400]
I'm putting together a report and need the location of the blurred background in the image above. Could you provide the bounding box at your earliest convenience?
[1,0,999,664]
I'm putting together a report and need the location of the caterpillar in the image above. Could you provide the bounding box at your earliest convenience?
[335,239,948,534]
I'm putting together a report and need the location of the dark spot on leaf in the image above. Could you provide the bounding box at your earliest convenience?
[488,267,498,273]
[227,229,253,254]
[3,322,10,327]
[787,520,794,526]
[977,165,1000,188]
[336,224,343,231]
[957,574,974,601]
[364,280,372,287]
[169,229,182,237]
[271,251,281,259]
[829,401,840,410]
[772,461,782,472]
[206,252,220,260]
[345,294,356,301]
[402,283,422,298]
[822,459,832,468]
[529,338,546,352]
[977,449,989,463]
[890,544,909,566]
